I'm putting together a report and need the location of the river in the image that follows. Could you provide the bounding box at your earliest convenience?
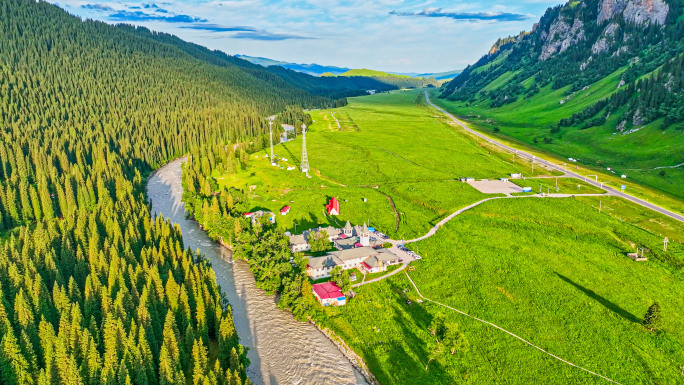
[147,157,368,385]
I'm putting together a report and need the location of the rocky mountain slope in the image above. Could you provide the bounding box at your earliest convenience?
[441,0,682,132]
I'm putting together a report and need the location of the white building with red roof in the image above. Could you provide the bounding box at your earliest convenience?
[326,197,339,216]
[312,282,346,306]
[280,205,291,215]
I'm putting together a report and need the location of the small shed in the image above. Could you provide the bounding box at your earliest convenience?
[280,206,291,215]
[522,187,532,193]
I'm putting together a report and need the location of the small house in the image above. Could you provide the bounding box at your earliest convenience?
[289,234,310,252]
[312,282,346,306]
[326,197,340,216]
[510,173,522,179]
[280,206,291,215]
[466,177,475,182]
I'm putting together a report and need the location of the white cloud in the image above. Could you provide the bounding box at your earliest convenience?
[50,0,561,72]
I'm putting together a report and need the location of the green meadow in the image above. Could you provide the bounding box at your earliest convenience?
[510,177,607,195]
[213,90,684,384]
[322,198,684,384]
[427,69,684,209]
[216,90,545,239]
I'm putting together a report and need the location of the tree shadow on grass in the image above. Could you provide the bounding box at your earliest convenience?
[287,211,319,234]
[555,272,640,323]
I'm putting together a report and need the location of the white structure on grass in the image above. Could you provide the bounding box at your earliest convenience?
[300,124,309,175]
[288,222,400,279]
[269,119,275,165]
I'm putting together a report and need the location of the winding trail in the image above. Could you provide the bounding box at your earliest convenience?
[331,112,341,130]
[353,193,607,288]
[403,270,623,384]
[405,193,607,244]
[424,91,684,223]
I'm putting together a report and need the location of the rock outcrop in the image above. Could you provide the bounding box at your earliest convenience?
[592,22,620,54]
[598,0,669,25]
[540,18,585,61]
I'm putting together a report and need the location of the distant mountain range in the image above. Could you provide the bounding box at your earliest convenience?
[235,55,461,80]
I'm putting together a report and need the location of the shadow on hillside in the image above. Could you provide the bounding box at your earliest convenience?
[280,142,299,166]
[555,272,640,323]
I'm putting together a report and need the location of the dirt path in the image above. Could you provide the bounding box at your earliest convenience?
[352,262,408,288]
[384,194,400,232]
[331,112,341,130]
[404,193,608,244]
[374,146,426,168]
[403,270,622,384]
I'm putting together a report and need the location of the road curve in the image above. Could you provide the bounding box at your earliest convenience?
[424,91,684,223]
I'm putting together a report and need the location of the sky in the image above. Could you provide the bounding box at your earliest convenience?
[51,0,564,73]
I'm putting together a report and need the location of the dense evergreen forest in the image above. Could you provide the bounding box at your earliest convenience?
[0,0,358,383]
[181,153,319,321]
[441,0,683,131]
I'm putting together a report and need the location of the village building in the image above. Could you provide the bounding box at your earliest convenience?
[289,234,310,252]
[326,197,340,216]
[312,282,346,306]
[244,210,276,224]
[306,246,400,279]
[343,221,353,237]
[280,206,291,215]
[290,221,378,252]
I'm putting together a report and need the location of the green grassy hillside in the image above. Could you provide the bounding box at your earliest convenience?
[340,68,412,78]
[184,89,684,384]
[438,0,683,199]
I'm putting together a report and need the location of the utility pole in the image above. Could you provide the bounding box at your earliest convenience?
[531,156,535,173]
[300,124,309,175]
[599,200,602,213]
[269,119,274,164]
[664,237,669,252]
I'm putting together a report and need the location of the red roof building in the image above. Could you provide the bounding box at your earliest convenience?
[243,212,253,217]
[326,197,340,216]
[312,282,346,306]
[280,205,291,215]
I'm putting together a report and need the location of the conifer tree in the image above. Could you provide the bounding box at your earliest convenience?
[643,302,662,332]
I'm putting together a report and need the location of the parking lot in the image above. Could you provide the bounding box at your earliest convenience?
[467,179,523,194]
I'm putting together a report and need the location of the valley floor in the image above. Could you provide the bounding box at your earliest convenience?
[213,89,684,384]
[426,77,684,215]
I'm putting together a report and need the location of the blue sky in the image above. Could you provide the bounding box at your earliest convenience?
[52,0,563,73]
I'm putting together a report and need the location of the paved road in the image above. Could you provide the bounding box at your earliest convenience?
[424,91,684,223]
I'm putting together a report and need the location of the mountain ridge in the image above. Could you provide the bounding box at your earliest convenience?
[235,54,461,80]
